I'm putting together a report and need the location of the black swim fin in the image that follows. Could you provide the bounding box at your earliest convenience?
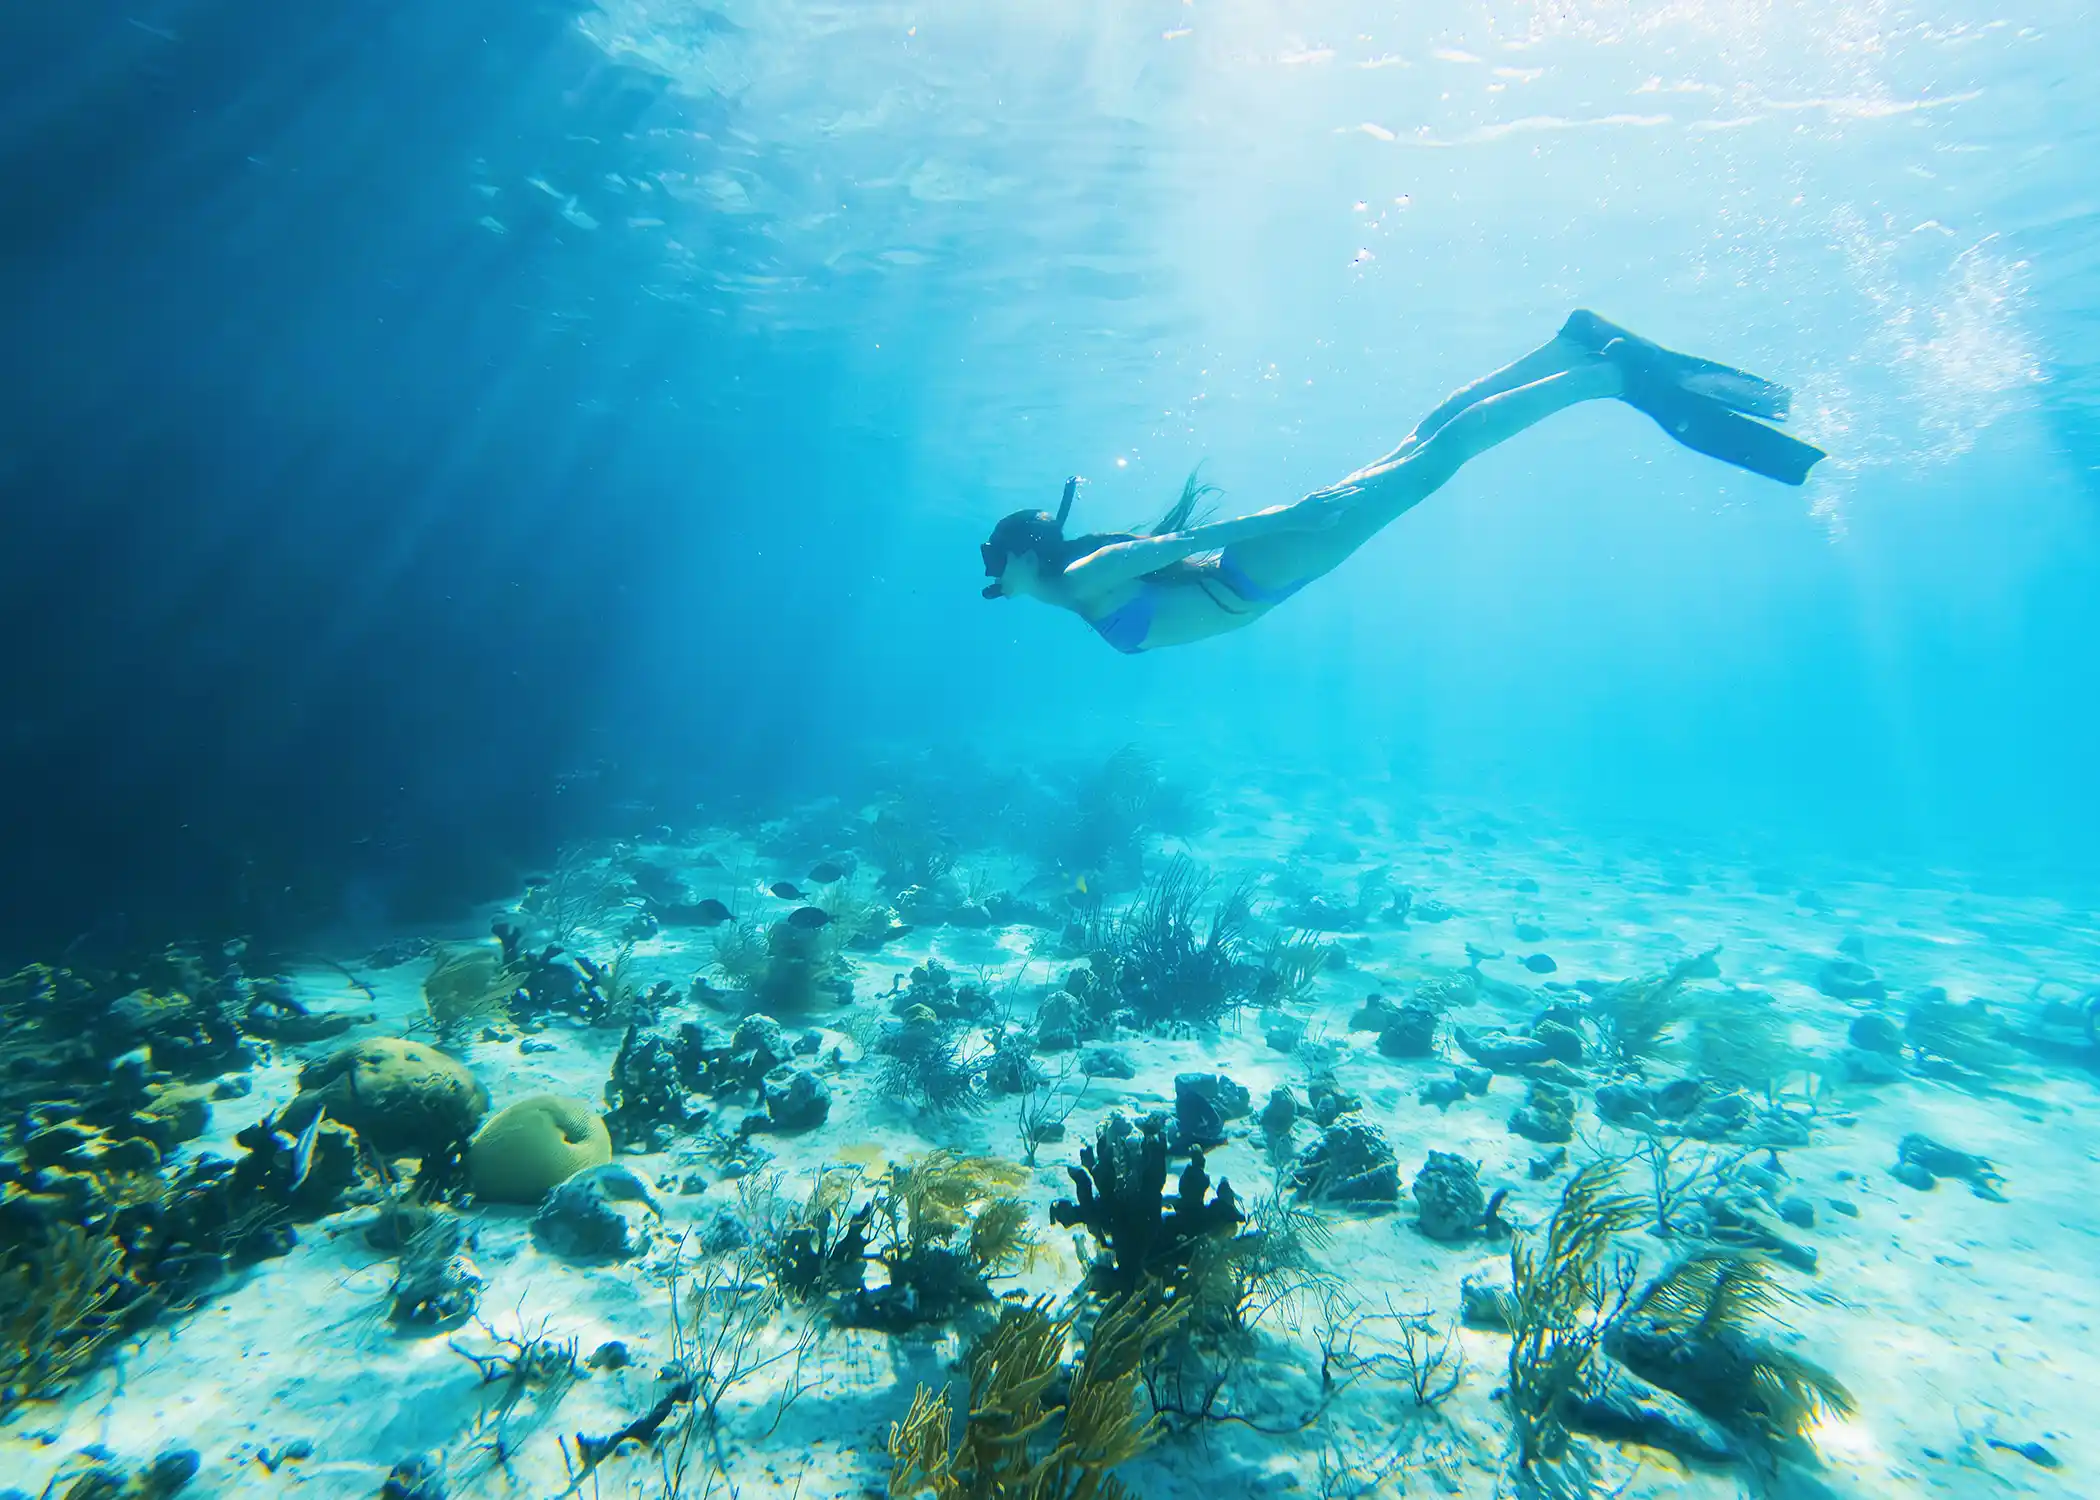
[1558,309,1827,486]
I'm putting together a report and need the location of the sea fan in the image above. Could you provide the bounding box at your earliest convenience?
[1903,991,2022,1086]
[1614,1247,1854,1446]
[422,945,525,1038]
[1590,946,1720,1071]
[0,1225,132,1415]
[887,1291,1184,1500]
[1505,1162,1646,1469]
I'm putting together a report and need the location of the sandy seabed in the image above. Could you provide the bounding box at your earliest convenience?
[9,780,2096,1500]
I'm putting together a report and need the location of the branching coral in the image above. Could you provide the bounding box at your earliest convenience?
[0,1224,134,1415]
[742,1155,1037,1331]
[1590,947,1720,1073]
[871,810,960,892]
[1629,1135,1751,1239]
[710,924,769,990]
[743,1167,872,1303]
[1504,1162,1645,1474]
[1177,1185,1334,1343]
[887,1290,1186,1500]
[1038,744,1201,884]
[1051,1114,1246,1299]
[818,875,895,952]
[450,1317,583,1477]
[1684,987,1802,1094]
[1609,1248,1853,1449]
[1098,857,1256,1029]
[878,1007,988,1115]
[1903,991,2023,1087]
[1256,928,1332,1009]
[711,919,848,1016]
[520,847,632,946]
[423,944,526,1042]
[845,1153,1038,1329]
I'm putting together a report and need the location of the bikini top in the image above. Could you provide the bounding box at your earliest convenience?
[1084,554,1306,655]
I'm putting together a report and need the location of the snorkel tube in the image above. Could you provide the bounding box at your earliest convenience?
[980,476,1079,599]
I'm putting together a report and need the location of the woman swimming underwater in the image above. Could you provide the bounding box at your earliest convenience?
[978,311,1826,654]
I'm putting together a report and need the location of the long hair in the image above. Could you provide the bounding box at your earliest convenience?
[985,468,1221,581]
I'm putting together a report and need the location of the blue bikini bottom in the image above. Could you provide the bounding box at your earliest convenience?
[1087,552,1309,655]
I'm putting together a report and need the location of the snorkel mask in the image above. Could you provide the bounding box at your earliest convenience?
[980,476,1077,599]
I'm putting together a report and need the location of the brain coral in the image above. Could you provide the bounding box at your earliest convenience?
[468,1094,614,1204]
[281,1038,488,1156]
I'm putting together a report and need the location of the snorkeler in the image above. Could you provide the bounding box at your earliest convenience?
[979,311,1826,655]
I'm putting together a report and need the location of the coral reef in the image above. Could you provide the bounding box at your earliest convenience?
[1351,991,1442,1057]
[25,1447,201,1500]
[842,1153,1037,1329]
[1891,1132,2006,1199]
[603,1024,698,1150]
[1170,1070,1249,1150]
[742,1066,831,1134]
[1901,989,2023,1087]
[422,944,526,1042]
[744,1167,873,1302]
[887,960,992,1022]
[1684,987,1802,1093]
[712,916,853,1015]
[741,1154,1036,1329]
[1288,1120,1401,1206]
[1452,1025,1552,1071]
[0,1223,133,1417]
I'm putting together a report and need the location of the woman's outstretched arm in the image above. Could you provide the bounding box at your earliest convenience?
[1059,501,1333,592]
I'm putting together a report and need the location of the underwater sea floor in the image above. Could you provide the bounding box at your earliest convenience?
[8,786,2098,1500]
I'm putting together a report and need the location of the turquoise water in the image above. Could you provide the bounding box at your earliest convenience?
[576,0,2100,880]
[3,4,2098,1499]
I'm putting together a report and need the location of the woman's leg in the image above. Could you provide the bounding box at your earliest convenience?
[1221,338,1623,592]
[1383,333,1600,465]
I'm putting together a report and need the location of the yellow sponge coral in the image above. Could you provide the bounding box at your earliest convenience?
[468,1094,613,1204]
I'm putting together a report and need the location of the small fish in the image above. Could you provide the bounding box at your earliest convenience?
[1673,946,1722,981]
[1514,922,1547,943]
[1985,1438,2059,1469]
[770,881,804,900]
[808,862,846,885]
[690,898,733,927]
[288,1105,327,1193]
[1522,953,1558,974]
[787,906,831,930]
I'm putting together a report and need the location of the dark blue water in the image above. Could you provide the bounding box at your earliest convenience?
[4,0,2096,962]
